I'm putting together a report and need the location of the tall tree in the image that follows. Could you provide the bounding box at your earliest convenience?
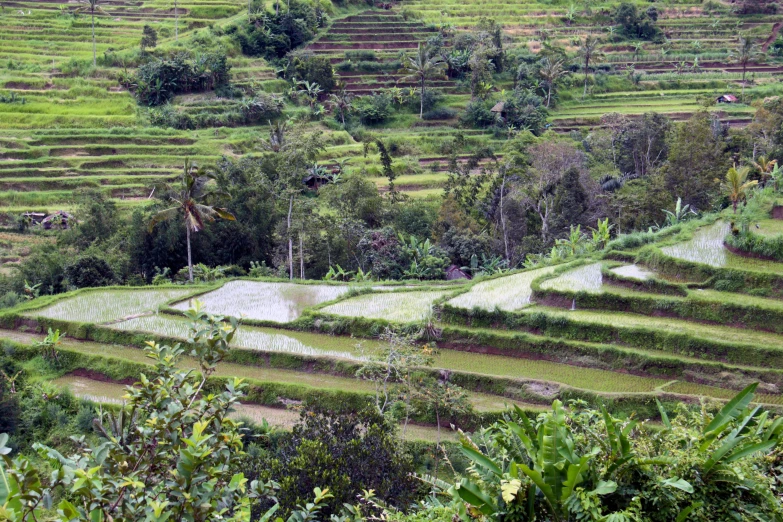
[731,34,761,96]
[149,159,236,282]
[174,0,179,41]
[400,44,445,118]
[578,35,602,97]
[538,57,568,107]
[259,125,325,279]
[77,0,105,67]
[724,165,757,213]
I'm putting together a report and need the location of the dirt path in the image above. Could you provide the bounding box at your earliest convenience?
[762,21,782,52]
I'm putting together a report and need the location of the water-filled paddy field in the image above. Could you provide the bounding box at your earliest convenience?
[25,288,195,323]
[447,265,557,311]
[539,263,604,293]
[172,281,350,322]
[319,290,453,322]
[662,221,783,273]
[106,313,670,394]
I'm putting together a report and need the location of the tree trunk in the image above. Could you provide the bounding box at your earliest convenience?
[186,226,193,282]
[433,405,441,481]
[91,12,97,67]
[287,195,294,280]
[500,172,509,260]
[546,85,552,107]
[741,63,746,97]
[175,0,179,41]
[583,57,589,97]
[420,78,425,118]
[299,234,304,279]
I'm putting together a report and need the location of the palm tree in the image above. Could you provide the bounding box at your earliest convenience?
[263,120,288,153]
[76,0,105,67]
[730,34,761,96]
[297,80,322,109]
[328,90,352,125]
[578,35,602,97]
[751,155,777,186]
[400,44,444,118]
[149,159,236,282]
[632,42,644,63]
[724,165,758,213]
[538,57,568,108]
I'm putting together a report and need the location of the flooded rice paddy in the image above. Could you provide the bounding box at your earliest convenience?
[172,281,350,323]
[320,290,452,322]
[26,288,194,324]
[661,221,730,267]
[539,263,604,293]
[448,266,557,311]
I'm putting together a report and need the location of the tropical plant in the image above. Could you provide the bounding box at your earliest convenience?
[751,155,778,186]
[724,165,758,213]
[589,217,614,249]
[556,225,588,256]
[662,196,696,225]
[463,254,509,276]
[328,89,352,125]
[730,34,762,96]
[577,35,602,97]
[400,44,445,118]
[538,57,568,108]
[75,0,105,67]
[33,328,61,365]
[248,260,273,278]
[22,280,40,300]
[444,384,783,521]
[297,80,323,110]
[323,264,354,281]
[0,304,301,521]
[149,159,236,282]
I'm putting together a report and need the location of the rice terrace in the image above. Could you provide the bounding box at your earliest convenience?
[3,0,783,519]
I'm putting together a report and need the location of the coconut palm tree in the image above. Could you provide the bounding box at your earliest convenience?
[578,35,602,97]
[751,155,777,186]
[149,159,236,282]
[328,90,353,126]
[730,34,761,96]
[724,165,758,213]
[538,57,568,108]
[400,44,445,118]
[76,0,105,67]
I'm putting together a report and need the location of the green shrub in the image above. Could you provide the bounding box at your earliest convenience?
[725,230,783,261]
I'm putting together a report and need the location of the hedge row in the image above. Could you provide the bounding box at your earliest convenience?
[724,230,783,262]
[531,266,783,335]
[600,263,688,297]
[441,303,783,369]
[638,245,783,297]
[5,315,700,420]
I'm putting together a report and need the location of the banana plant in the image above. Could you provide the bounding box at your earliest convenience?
[662,196,696,226]
[555,225,587,257]
[323,264,354,282]
[354,267,373,282]
[589,218,614,250]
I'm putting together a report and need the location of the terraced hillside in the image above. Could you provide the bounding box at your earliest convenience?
[309,10,457,96]
[0,0,781,205]
[0,0,275,213]
[5,216,783,438]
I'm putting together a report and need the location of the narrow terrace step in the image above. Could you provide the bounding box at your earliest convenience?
[309,41,422,50]
[321,33,432,41]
